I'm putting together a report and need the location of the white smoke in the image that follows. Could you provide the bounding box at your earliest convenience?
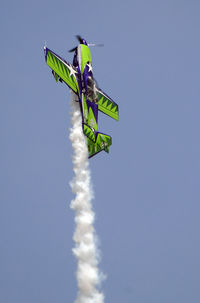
[69,92,105,303]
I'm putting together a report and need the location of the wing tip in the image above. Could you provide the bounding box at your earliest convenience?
[44,46,48,62]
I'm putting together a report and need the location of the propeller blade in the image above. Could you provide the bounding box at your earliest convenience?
[76,35,83,44]
[68,35,84,52]
[88,43,104,47]
[68,47,77,53]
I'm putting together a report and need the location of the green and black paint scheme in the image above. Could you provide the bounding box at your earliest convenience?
[44,36,119,158]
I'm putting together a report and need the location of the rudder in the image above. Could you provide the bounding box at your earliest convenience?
[87,132,112,158]
[83,123,112,158]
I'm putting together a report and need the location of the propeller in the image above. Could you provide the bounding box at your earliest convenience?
[68,35,104,52]
[68,35,85,52]
[88,43,104,47]
[68,47,77,53]
[76,35,84,44]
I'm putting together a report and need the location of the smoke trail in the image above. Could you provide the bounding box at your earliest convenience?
[69,92,105,303]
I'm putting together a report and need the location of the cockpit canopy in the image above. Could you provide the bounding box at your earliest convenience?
[87,76,98,103]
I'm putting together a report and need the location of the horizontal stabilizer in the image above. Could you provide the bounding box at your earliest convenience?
[95,132,112,152]
[83,123,112,158]
[87,139,104,158]
[87,132,112,158]
[83,123,96,142]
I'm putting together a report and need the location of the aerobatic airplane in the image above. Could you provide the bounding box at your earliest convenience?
[44,35,119,158]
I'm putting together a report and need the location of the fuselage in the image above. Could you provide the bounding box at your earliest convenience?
[74,43,98,132]
[73,44,93,94]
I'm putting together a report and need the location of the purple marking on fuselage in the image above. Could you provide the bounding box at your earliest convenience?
[86,100,98,123]
[83,64,93,97]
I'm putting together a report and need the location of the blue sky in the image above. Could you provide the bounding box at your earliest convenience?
[1,1,200,302]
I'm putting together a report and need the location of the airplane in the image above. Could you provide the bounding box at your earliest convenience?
[44,35,119,158]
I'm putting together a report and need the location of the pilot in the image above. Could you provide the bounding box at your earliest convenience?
[87,76,98,103]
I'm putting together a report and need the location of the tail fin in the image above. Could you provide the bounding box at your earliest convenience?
[95,131,112,153]
[83,123,112,158]
[87,132,112,158]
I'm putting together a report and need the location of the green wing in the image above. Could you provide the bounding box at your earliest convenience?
[44,47,79,95]
[97,88,119,121]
